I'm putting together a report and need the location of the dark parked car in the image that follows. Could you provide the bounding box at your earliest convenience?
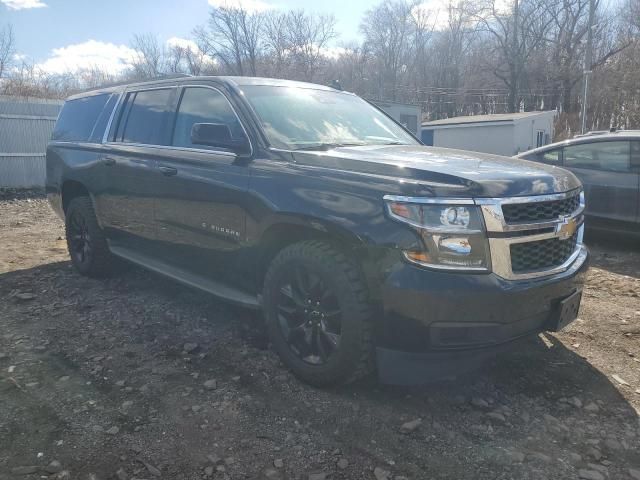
[47,76,589,386]
[517,131,640,235]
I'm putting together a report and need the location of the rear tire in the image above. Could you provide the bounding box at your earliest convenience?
[65,196,113,277]
[263,240,374,386]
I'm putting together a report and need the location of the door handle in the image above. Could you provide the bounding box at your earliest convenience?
[158,165,178,176]
[103,157,116,166]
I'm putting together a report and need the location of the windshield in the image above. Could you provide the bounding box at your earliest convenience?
[240,85,418,150]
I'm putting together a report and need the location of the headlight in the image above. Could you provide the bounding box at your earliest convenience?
[384,196,490,271]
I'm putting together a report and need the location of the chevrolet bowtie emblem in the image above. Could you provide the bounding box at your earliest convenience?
[556,216,578,240]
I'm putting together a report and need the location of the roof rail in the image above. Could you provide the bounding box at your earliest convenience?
[574,130,610,138]
[76,73,194,94]
[574,128,640,138]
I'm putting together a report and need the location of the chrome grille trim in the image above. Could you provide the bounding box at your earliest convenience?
[476,190,586,280]
[476,189,584,233]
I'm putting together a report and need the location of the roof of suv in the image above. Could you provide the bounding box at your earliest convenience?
[517,130,640,157]
[67,75,337,101]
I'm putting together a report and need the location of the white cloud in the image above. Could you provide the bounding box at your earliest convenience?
[207,0,273,13]
[411,0,512,31]
[166,36,200,52]
[1,0,47,10]
[320,46,348,60]
[36,40,137,75]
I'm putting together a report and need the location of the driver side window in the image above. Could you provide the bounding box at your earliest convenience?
[172,87,245,149]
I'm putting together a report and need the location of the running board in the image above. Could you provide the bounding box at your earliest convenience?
[109,245,261,309]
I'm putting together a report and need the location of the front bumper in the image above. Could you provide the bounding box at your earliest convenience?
[376,246,589,385]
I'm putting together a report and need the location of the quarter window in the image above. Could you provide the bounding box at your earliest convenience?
[53,93,112,142]
[118,89,173,145]
[564,141,631,172]
[172,87,245,149]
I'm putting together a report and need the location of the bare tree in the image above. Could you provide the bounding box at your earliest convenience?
[0,24,16,80]
[361,1,415,100]
[263,11,292,77]
[286,10,337,81]
[130,33,166,79]
[474,0,555,112]
[195,6,264,76]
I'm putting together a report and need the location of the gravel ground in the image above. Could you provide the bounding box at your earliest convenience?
[0,195,639,480]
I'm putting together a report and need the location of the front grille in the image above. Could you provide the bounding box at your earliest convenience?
[510,233,578,273]
[502,192,580,224]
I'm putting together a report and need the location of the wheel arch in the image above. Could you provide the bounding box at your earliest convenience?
[61,180,92,214]
[253,217,371,294]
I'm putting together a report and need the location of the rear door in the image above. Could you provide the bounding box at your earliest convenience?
[563,140,639,228]
[100,87,177,252]
[152,85,252,289]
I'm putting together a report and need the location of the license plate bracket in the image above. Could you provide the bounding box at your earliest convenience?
[549,289,582,332]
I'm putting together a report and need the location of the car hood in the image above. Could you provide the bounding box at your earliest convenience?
[290,144,581,198]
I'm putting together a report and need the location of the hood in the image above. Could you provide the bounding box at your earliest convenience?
[290,144,581,198]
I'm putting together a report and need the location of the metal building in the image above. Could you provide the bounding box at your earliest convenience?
[371,100,422,137]
[421,111,557,157]
[0,95,62,188]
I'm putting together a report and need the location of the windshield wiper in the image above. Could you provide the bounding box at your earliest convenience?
[293,142,367,151]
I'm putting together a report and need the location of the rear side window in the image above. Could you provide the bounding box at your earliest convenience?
[172,87,245,149]
[564,141,631,172]
[117,89,173,145]
[52,93,111,142]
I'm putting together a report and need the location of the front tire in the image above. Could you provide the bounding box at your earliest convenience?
[65,196,113,277]
[263,241,374,386]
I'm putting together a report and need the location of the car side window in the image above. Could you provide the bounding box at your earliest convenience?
[53,93,112,142]
[117,88,173,145]
[537,148,561,165]
[172,87,245,149]
[564,141,631,172]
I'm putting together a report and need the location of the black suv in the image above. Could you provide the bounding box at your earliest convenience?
[47,76,589,385]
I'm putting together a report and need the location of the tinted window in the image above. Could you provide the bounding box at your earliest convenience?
[172,87,245,149]
[52,93,111,142]
[88,93,118,143]
[119,89,173,145]
[564,141,630,172]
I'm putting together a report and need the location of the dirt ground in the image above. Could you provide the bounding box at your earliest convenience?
[1,193,639,480]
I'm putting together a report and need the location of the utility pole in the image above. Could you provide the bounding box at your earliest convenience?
[512,0,520,113]
[581,0,595,134]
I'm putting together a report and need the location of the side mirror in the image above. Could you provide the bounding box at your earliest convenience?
[190,123,250,155]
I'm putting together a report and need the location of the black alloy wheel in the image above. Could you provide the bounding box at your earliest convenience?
[67,209,93,267]
[263,240,374,386]
[64,196,113,277]
[275,264,342,365]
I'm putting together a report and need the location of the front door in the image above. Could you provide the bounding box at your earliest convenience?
[563,140,639,228]
[153,85,252,290]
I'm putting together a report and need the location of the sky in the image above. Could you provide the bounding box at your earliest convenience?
[0,0,377,75]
